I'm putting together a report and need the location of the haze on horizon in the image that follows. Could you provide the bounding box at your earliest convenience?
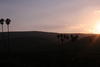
[0,0,100,33]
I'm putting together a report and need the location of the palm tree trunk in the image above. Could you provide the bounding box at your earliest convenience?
[1,25,4,47]
[7,25,10,55]
[2,25,3,32]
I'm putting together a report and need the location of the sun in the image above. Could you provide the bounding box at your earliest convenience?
[92,22,100,34]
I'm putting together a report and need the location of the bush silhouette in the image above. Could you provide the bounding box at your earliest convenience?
[57,34,69,47]
[70,34,79,42]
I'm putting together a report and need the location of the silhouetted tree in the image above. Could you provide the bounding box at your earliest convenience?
[57,34,60,39]
[70,34,79,42]
[5,18,11,54]
[60,34,64,42]
[5,18,11,33]
[0,18,4,47]
[57,34,68,48]
[0,18,4,32]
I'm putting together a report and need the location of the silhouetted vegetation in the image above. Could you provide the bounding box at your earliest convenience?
[0,18,4,32]
[5,18,11,33]
[57,34,69,48]
[57,34,79,48]
[70,34,79,42]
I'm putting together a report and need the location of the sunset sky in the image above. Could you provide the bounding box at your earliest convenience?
[0,0,100,33]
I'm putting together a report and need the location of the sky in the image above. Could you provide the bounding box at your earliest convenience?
[0,0,100,33]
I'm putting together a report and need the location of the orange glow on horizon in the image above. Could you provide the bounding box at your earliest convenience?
[92,21,100,34]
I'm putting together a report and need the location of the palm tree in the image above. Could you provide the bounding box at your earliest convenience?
[0,18,4,47]
[0,18,4,32]
[5,18,11,33]
[5,18,11,53]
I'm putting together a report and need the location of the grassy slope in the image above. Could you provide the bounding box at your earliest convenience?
[0,31,100,66]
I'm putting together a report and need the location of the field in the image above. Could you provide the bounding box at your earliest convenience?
[0,31,100,67]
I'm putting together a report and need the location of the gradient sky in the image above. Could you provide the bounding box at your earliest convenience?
[1,0,100,33]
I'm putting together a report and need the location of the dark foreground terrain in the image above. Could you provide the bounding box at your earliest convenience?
[0,31,100,67]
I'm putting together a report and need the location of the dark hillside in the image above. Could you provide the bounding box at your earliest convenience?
[0,31,99,67]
